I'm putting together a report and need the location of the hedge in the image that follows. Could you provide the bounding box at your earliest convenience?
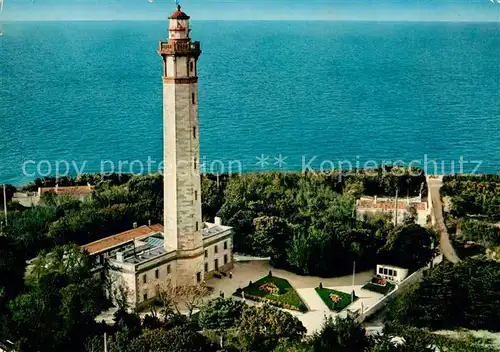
[361,282,395,295]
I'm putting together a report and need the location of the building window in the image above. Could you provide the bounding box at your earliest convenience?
[194,190,198,200]
[197,272,202,283]
[383,268,388,275]
[167,265,171,274]
[224,254,228,265]
[204,263,208,272]
[196,222,199,231]
[204,250,208,258]
[215,259,219,270]
[155,269,159,279]
[193,126,197,139]
[388,269,393,276]
[393,270,398,277]
[224,241,228,250]
[194,157,197,169]
[190,61,194,72]
[143,293,148,301]
[143,274,147,284]
[378,267,383,274]
[214,245,218,254]
[155,285,160,296]
[192,93,196,104]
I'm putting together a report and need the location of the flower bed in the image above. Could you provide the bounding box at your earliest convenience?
[315,287,357,312]
[361,282,396,295]
[371,277,388,286]
[233,276,307,312]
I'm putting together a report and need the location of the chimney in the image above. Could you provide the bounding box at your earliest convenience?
[148,219,152,227]
[116,252,124,262]
[133,222,138,229]
[55,183,59,193]
[374,196,377,204]
[214,217,221,226]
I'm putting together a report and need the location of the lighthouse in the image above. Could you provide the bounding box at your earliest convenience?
[159,5,204,285]
[81,5,234,308]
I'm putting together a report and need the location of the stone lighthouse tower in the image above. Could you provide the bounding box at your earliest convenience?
[158,5,204,285]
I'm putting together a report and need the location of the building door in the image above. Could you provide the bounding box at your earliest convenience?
[196,272,202,283]
[214,259,219,271]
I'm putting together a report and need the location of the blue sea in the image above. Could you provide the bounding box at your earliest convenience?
[0,21,499,185]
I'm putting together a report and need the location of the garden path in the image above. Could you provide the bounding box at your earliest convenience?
[206,260,382,335]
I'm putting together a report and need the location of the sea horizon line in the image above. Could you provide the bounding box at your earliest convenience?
[2,19,499,23]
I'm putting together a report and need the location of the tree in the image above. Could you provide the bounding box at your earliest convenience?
[344,179,364,199]
[199,297,244,330]
[274,341,311,352]
[252,216,290,265]
[378,223,435,271]
[384,259,500,332]
[310,316,371,352]
[201,176,223,221]
[113,309,142,339]
[40,190,58,206]
[199,298,244,347]
[156,279,211,318]
[232,304,306,352]
[8,245,105,352]
[126,327,216,352]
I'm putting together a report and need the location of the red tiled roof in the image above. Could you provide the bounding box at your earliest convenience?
[40,185,95,196]
[149,224,164,232]
[357,199,427,211]
[82,224,163,255]
[169,5,190,19]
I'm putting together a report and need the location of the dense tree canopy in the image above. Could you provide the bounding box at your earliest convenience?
[377,222,436,271]
[8,245,106,352]
[384,259,500,331]
[225,304,306,352]
[198,297,245,331]
[126,327,216,352]
[441,175,500,221]
[0,170,437,350]
[310,316,371,352]
[213,171,430,277]
[441,175,500,257]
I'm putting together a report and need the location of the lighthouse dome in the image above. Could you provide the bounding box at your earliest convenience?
[169,5,190,20]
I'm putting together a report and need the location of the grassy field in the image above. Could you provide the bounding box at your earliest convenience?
[315,287,357,312]
[234,275,307,312]
[361,282,396,295]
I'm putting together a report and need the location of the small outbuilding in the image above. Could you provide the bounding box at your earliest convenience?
[376,264,409,283]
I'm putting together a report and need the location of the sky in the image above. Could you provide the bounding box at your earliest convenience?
[0,0,499,22]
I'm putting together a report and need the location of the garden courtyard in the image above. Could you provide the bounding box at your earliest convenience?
[205,258,386,335]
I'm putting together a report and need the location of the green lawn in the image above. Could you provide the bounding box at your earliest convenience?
[315,287,357,312]
[361,282,396,295]
[233,275,308,312]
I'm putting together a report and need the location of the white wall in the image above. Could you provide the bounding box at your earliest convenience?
[376,265,409,283]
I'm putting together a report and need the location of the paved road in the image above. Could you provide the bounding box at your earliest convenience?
[427,177,460,263]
